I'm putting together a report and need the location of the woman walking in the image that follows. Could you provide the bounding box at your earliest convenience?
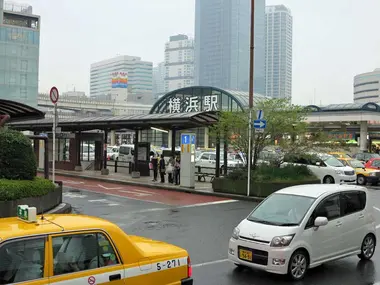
[159,154,166,183]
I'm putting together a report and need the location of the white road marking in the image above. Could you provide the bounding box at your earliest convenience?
[193,259,229,268]
[63,180,84,185]
[88,199,108,203]
[131,189,156,194]
[374,206,380,212]
[119,190,152,197]
[63,186,169,205]
[98,184,123,190]
[376,224,380,229]
[63,193,87,199]
[179,200,237,208]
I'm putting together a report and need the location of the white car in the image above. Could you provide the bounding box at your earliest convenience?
[228,184,376,280]
[283,153,356,184]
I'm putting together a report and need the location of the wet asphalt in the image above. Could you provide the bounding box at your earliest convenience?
[63,186,380,285]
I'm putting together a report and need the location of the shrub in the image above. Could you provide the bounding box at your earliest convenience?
[0,177,56,201]
[0,129,37,180]
[227,164,316,182]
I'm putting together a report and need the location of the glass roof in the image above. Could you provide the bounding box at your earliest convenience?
[0,99,45,121]
[224,90,269,107]
[307,102,380,112]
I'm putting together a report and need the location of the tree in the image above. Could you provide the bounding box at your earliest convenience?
[209,98,337,169]
[0,128,37,180]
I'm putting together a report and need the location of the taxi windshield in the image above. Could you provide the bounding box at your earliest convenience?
[349,159,365,168]
[247,193,315,226]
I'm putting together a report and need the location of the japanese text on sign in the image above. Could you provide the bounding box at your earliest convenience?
[168,95,218,113]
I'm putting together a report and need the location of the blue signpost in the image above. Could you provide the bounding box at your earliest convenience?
[253,109,266,133]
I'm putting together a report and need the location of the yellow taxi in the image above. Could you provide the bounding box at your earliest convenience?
[328,151,352,159]
[0,206,193,285]
[337,157,380,185]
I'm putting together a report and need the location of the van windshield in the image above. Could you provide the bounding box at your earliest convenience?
[247,193,315,226]
[323,156,345,167]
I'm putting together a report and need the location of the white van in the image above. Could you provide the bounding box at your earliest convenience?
[283,153,356,184]
[118,144,134,162]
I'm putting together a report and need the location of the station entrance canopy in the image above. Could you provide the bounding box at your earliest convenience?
[0,99,45,127]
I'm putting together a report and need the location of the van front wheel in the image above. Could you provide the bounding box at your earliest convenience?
[323,176,335,184]
[357,175,366,185]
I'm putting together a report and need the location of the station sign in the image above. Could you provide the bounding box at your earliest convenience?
[168,95,219,113]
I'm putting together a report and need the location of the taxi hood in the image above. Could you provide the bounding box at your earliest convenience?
[128,235,187,259]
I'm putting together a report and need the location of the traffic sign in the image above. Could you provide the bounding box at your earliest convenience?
[256,109,264,120]
[50,86,59,104]
[253,119,267,129]
[191,135,196,145]
[181,134,190,145]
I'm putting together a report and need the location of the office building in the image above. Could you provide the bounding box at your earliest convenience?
[354,69,380,104]
[90,55,153,98]
[153,62,165,100]
[0,1,40,107]
[195,0,266,94]
[265,5,293,99]
[164,34,195,93]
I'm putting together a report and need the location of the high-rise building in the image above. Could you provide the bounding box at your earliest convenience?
[90,55,153,98]
[353,69,380,104]
[164,34,195,93]
[0,1,40,107]
[265,5,293,99]
[152,62,165,100]
[194,0,266,94]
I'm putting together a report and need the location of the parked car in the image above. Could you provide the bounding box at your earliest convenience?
[328,151,352,159]
[352,152,380,164]
[364,157,380,170]
[338,157,380,185]
[195,151,244,174]
[229,184,376,280]
[107,146,119,161]
[283,153,356,184]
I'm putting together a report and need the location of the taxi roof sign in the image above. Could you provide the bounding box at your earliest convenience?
[17,205,37,223]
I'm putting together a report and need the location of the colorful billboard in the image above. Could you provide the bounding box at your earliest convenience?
[111,72,128,88]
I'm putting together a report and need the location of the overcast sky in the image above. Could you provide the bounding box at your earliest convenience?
[22,0,380,105]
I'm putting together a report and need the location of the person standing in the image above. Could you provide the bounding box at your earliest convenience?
[151,154,158,182]
[174,156,181,185]
[159,154,166,183]
[167,155,175,183]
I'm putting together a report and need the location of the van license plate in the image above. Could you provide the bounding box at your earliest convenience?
[239,249,252,261]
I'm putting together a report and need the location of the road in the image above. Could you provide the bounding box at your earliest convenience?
[58,175,380,285]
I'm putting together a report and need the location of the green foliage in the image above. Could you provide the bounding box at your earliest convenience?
[0,177,56,201]
[226,164,316,182]
[0,129,37,180]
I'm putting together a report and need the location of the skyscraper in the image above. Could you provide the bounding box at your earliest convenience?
[0,1,40,107]
[90,55,153,98]
[194,0,266,94]
[164,34,195,93]
[152,62,165,100]
[265,5,293,99]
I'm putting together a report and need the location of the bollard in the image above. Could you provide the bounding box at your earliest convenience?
[115,160,118,173]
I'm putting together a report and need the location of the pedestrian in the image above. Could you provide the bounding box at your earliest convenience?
[159,154,166,183]
[167,155,175,183]
[174,156,181,185]
[151,153,158,182]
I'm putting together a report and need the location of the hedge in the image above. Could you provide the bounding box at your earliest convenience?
[0,129,37,180]
[0,177,56,201]
[227,164,316,182]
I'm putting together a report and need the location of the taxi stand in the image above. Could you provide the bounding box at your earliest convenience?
[0,205,194,285]
[180,133,196,189]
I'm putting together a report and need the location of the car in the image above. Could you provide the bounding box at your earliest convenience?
[0,207,193,285]
[328,151,352,159]
[352,152,380,164]
[283,153,356,184]
[364,157,380,171]
[338,157,380,185]
[228,184,376,281]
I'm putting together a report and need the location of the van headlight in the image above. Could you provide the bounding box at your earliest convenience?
[370,172,377,176]
[270,234,295,247]
[335,170,344,175]
[232,227,240,240]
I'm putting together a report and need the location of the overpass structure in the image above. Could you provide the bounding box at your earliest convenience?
[37,94,152,117]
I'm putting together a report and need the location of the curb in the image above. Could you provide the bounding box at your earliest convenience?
[46,203,72,214]
[38,170,263,203]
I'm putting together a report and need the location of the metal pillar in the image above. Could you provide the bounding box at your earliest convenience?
[171,129,176,157]
[103,130,108,170]
[110,130,116,146]
[204,127,209,149]
[360,121,368,152]
[215,137,220,178]
[134,130,139,172]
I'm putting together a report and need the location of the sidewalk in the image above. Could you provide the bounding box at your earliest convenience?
[39,167,261,202]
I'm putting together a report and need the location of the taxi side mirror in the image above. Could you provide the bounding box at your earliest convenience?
[314,217,328,228]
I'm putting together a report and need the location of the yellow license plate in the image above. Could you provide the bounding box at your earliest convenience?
[239,249,252,261]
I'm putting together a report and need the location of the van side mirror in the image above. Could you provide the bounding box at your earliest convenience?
[314,216,328,227]
[316,162,321,166]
